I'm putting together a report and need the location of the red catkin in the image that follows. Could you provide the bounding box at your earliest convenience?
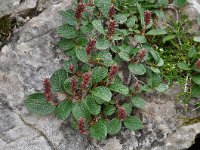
[69,64,75,73]
[43,78,53,102]
[108,19,116,38]
[134,81,139,93]
[117,107,126,120]
[144,10,152,26]
[196,59,200,69]
[78,118,86,134]
[109,5,115,19]
[80,72,92,90]
[138,49,146,61]
[71,77,77,95]
[86,38,96,55]
[75,2,85,20]
[108,64,119,82]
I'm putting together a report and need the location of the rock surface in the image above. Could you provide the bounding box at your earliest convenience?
[0,0,200,150]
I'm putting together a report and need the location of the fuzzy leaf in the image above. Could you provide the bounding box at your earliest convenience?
[56,100,73,120]
[128,64,146,75]
[57,24,77,39]
[150,67,160,73]
[91,86,112,102]
[85,95,101,115]
[163,35,176,43]
[147,73,161,88]
[92,20,105,34]
[121,103,132,116]
[192,75,200,85]
[174,0,187,6]
[96,38,110,50]
[25,93,55,115]
[92,66,108,83]
[146,29,166,35]
[91,51,115,66]
[94,0,111,17]
[124,116,143,131]
[75,47,88,63]
[103,105,116,116]
[118,51,130,61]
[177,62,191,71]
[188,48,197,58]
[60,9,77,26]
[50,69,68,92]
[127,16,137,28]
[90,120,107,140]
[80,24,93,35]
[109,82,129,95]
[132,96,145,109]
[115,14,127,24]
[197,15,200,26]
[72,101,91,120]
[58,39,75,50]
[194,36,200,42]
[106,119,122,135]
[155,84,168,92]
[191,85,200,98]
[135,35,147,43]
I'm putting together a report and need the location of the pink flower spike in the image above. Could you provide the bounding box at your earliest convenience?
[75,2,85,20]
[43,78,53,102]
[86,38,96,55]
[108,19,116,38]
[144,10,152,26]
[108,64,119,82]
[134,81,139,93]
[78,118,86,134]
[117,107,126,120]
[196,59,200,69]
[109,5,115,19]
[71,77,77,95]
[69,64,75,73]
[138,49,146,61]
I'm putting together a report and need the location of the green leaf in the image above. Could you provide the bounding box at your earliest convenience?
[92,66,108,83]
[197,15,200,26]
[103,105,116,116]
[147,73,161,88]
[159,0,168,7]
[80,24,93,35]
[177,62,191,71]
[92,20,105,34]
[25,93,55,115]
[192,75,200,85]
[121,103,132,116]
[58,39,75,50]
[137,3,144,27]
[96,38,110,50]
[57,24,77,39]
[124,116,143,131]
[150,67,160,73]
[128,64,146,75]
[85,95,101,115]
[115,14,127,24]
[191,85,200,98]
[75,47,88,63]
[72,101,91,120]
[94,0,111,17]
[132,96,145,109]
[127,16,137,28]
[188,48,197,58]
[135,35,147,43]
[50,69,68,92]
[91,86,112,102]
[63,59,78,73]
[155,84,168,92]
[118,50,130,61]
[163,35,176,43]
[194,36,200,42]
[146,29,166,35]
[148,48,161,63]
[174,0,187,6]
[60,9,77,26]
[106,119,122,135]
[56,100,73,120]
[90,120,107,140]
[109,82,129,95]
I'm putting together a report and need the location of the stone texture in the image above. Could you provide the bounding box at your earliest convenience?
[0,0,200,150]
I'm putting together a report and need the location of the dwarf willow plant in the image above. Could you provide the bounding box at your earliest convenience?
[25,0,168,140]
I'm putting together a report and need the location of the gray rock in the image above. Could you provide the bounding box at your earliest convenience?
[0,0,200,150]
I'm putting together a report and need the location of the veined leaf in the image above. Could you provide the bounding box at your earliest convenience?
[128,64,146,75]
[106,119,122,135]
[109,82,129,95]
[56,100,73,120]
[57,24,77,39]
[92,66,108,83]
[85,94,101,115]
[91,86,112,102]
[124,116,143,131]
[90,120,107,140]
[132,96,145,109]
[72,101,91,120]
[92,20,105,34]
[146,29,166,35]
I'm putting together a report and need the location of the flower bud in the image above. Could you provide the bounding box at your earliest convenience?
[69,64,75,73]
[86,38,96,55]
[75,2,85,20]
[43,78,53,102]
[117,107,126,120]
[108,64,119,82]
[138,49,146,61]
[80,72,92,89]
[78,118,86,134]
[71,77,77,95]
[134,81,139,93]
[196,59,200,69]
[108,19,116,38]
[109,5,115,19]
[144,10,152,26]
